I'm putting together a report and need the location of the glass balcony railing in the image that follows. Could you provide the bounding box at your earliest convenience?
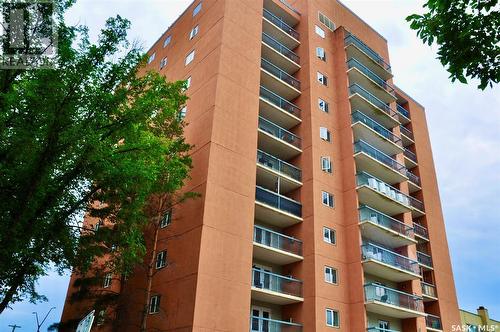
[263,8,300,40]
[367,328,401,332]
[262,32,300,64]
[400,125,414,140]
[356,172,412,207]
[347,58,395,96]
[354,140,407,176]
[406,170,421,186]
[404,148,417,163]
[362,243,420,275]
[409,195,425,212]
[257,149,301,182]
[254,225,302,256]
[421,281,437,298]
[258,116,301,149]
[261,58,301,90]
[426,314,443,330]
[365,283,423,312]
[397,104,411,120]
[344,33,392,72]
[252,268,302,297]
[359,205,414,238]
[260,86,302,119]
[417,251,433,268]
[250,316,302,332]
[256,186,302,217]
[413,223,429,240]
[349,84,398,119]
[352,111,402,147]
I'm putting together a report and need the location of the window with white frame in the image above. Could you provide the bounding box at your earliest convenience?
[323,227,336,244]
[179,106,187,120]
[321,156,332,173]
[185,76,192,90]
[326,308,340,327]
[192,2,202,17]
[319,12,335,31]
[185,50,195,66]
[156,250,167,269]
[318,98,329,113]
[316,47,326,61]
[160,57,168,69]
[322,191,335,208]
[147,52,156,64]
[189,25,199,40]
[163,35,172,48]
[324,266,338,284]
[160,210,172,228]
[315,25,325,38]
[320,127,331,142]
[149,295,160,314]
[103,273,112,288]
[317,72,328,86]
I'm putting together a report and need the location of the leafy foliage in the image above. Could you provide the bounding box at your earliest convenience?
[407,0,500,89]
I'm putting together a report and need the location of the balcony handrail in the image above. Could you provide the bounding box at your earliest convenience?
[354,140,407,175]
[417,251,433,267]
[404,148,417,162]
[421,281,436,287]
[261,58,301,90]
[258,115,302,149]
[257,149,302,181]
[359,205,413,237]
[356,171,413,207]
[260,85,302,119]
[426,314,442,329]
[254,225,302,244]
[365,283,423,299]
[256,185,301,204]
[344,33,391,72]
[252,267,302,283]
[263,8,300,40]
[413,223,429,239]
[406,170,421,186]
[250,316,303,327]
[347,58,395,95]
[400,125,414,140]
[409,195,425,212]
[351,111,402,146]
[262,32,300,64]
[362,242,420,274]
[397,104,411,119]
[349,84,398,119]
[367,328,401,332]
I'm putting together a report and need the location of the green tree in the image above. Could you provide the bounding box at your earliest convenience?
[0,14,193,313]
[407,0,500,89]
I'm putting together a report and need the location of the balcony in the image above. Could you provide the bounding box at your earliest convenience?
[397,104,411,125]
[262,32,300,74]
[364,283,425,318]
[251,268,303,304]
[259,86,301,129]
[406,170,421,193]
[421,281,438,301]
[400,125,414,147]
[351,111,403,156]
[359,205,416,248]
[413,223,429,241]
[250,316,302,332]
[361,243,421,282]
[262,8,299,49]
[347,58,396,103]
[403,148,418,169]
[253,225,303,265]
[261,58,301,99]
[349,84,399,128]
[367,328,400,332]
[409,195,425,217]
[356,172,412,216]
[417,251,433,270]
[258,116,301,160]
[256,150,301,193]
[426,314,443,331]
[344,33,392,80]
[255,186,302,227]
[354,140,409,185]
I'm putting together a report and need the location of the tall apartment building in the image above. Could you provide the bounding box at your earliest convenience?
[61,0,461,331]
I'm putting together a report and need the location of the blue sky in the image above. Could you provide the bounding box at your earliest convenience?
[1,0,499,330]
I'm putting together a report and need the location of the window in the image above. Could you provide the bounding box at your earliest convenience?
[322,191,335,208]
[379,320,390,330]
[317,72,328,86]
[185,76,192,89]
[319,12,335,31]
[316,47,326,61]
[160,210,172,228]
[321,156,332,173]
[189,25,199,39]
[324,266,338,284]
[185,50,195,65]
[326,309,340,327]
[323,227,336,244]
[320,127,331,142]
[160,57,168,69]
[179,106,187,120]
[315,25,325,38]
[156,250,167,269]
[103,273,112,288]
[192,2,202,17]
[318,98,329,113]
[163,35,171,48]
[96,310,105,325]
[147,52,156,64]
[149,295,160,314]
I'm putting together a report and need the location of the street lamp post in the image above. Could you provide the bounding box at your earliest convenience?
[33,306,56,332]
